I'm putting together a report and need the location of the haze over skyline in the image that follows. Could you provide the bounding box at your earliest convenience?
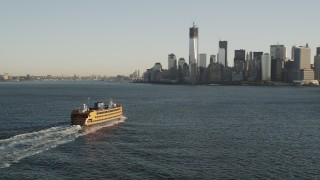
[1,0,319,76]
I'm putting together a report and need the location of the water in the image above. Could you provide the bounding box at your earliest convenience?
[0,81,320,179]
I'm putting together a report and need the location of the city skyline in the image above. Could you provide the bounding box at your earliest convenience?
[1,0,320,76]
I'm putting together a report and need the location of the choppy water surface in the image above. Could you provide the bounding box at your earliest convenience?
[0,81,320,179]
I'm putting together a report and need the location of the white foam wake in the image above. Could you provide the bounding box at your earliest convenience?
[0,125,82,168]
[0,116,127,169]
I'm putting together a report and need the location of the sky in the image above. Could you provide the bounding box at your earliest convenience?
[1,0,320,76]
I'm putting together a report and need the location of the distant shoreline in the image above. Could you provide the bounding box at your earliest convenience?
[133,81,320,87]
[1,79,319,87]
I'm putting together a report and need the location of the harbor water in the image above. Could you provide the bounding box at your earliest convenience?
[0,81,320,179]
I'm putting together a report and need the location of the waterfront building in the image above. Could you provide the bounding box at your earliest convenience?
[206,62,223,82]
[182,63,190,79]
[144,63,163,82]
[177,62,190,82]
[144,69,152,82]
[160,69,170,81]
[189,22,198,81]
[254,52,263,81]
[178,58,186,69]
[233,61,244,81]
[233,49,246,81]
[292,44,314,81]
[284,46,298,82]
[315,47,320,80]
[284,60,296,83]
[270,45,286,60]
[145,68,161,82]
[314,54,320,80]
[271,59,284,82]
[247,60,258,81]
[3,73,9,81]
[223,67,233,81]
[198,66,206,83]
[199,54,207,68]
[261,53,271,81]
[219,41,228,67]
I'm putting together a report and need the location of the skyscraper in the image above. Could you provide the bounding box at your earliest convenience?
[314,54,320,80]
[219,41,228,67]
[254,52,263,81]
[315,46,320,80]
[199,54,207,68]
[253,52,263,61]
[292,44,314,80]
[291,46,296,60]
[270,44,286,60]
[233,49,246,81]
[178,58,186,69]
[234,49,246,61]
[294,45,311,70]
[218,48,226,66]
[168,53,177,80]
[271,59,283,82]
[261,53,271,81]
[168,53,177,70]
[189,22,198,81]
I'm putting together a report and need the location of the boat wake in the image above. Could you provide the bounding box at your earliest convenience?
[0,116,127,169]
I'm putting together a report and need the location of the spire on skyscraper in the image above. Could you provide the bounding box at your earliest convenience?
[189,22,199,82]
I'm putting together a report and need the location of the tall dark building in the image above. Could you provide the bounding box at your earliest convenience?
[223,67,233,81]
[284,60,295,83]
[314,51,320,80]
[234,49,246,61]
[219,41,228,67]
[317,47,320,56]
[253,52,263,61]
[253,52,263,81]
[271,59,283,81]
[233,49,246,81]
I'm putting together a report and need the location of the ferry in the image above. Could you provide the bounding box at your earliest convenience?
[71,100,124,126]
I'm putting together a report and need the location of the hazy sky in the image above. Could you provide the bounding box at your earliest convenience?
[1,0,319,76]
